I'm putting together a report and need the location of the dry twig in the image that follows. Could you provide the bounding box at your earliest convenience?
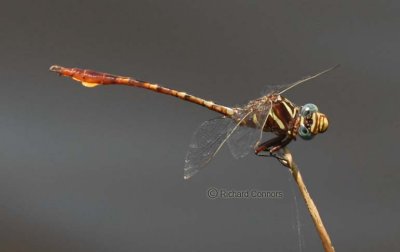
[276,148,335,252]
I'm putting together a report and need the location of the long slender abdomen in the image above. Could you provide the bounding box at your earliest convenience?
[49,65,234,117]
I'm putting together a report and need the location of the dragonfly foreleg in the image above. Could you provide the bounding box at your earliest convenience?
[254,135,286,155]
[255,135,292,156]
[269,137,292,153]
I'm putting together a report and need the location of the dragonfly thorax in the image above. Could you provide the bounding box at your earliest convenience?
[233,94,329,141]
[233,94,300,136]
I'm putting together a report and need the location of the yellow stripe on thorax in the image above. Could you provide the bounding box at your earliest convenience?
[269,110,285,130]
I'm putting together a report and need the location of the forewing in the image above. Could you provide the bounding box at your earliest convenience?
[184,117,234,180]
[261,65,339,96]
[261,83,293,96]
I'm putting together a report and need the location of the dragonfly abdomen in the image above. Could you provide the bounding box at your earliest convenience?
[50,65,234,116]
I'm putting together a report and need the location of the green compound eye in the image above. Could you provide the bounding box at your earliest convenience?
[300,103,319,117]
[299,124,314,140]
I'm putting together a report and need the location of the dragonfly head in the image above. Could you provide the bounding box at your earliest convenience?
[297,103,329,140]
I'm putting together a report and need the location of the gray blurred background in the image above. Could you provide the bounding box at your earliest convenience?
[0,1,399,251]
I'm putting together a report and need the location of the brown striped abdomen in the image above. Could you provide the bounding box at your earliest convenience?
[49,65,234,117]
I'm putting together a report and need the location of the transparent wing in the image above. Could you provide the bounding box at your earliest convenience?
[260,65,339,96]
[184,117,234,180]
[184,111,253,180]
[227,126,261,159]
[227,102,272,159]
[278,65,339,94]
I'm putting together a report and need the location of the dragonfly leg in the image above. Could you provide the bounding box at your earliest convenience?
[254,135,286,155]
[255,135,293,160]
[269,137,292,153]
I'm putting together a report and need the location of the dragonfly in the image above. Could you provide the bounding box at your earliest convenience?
[49,65,337,179]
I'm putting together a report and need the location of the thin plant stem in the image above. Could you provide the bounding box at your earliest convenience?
[277,148,335,252]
